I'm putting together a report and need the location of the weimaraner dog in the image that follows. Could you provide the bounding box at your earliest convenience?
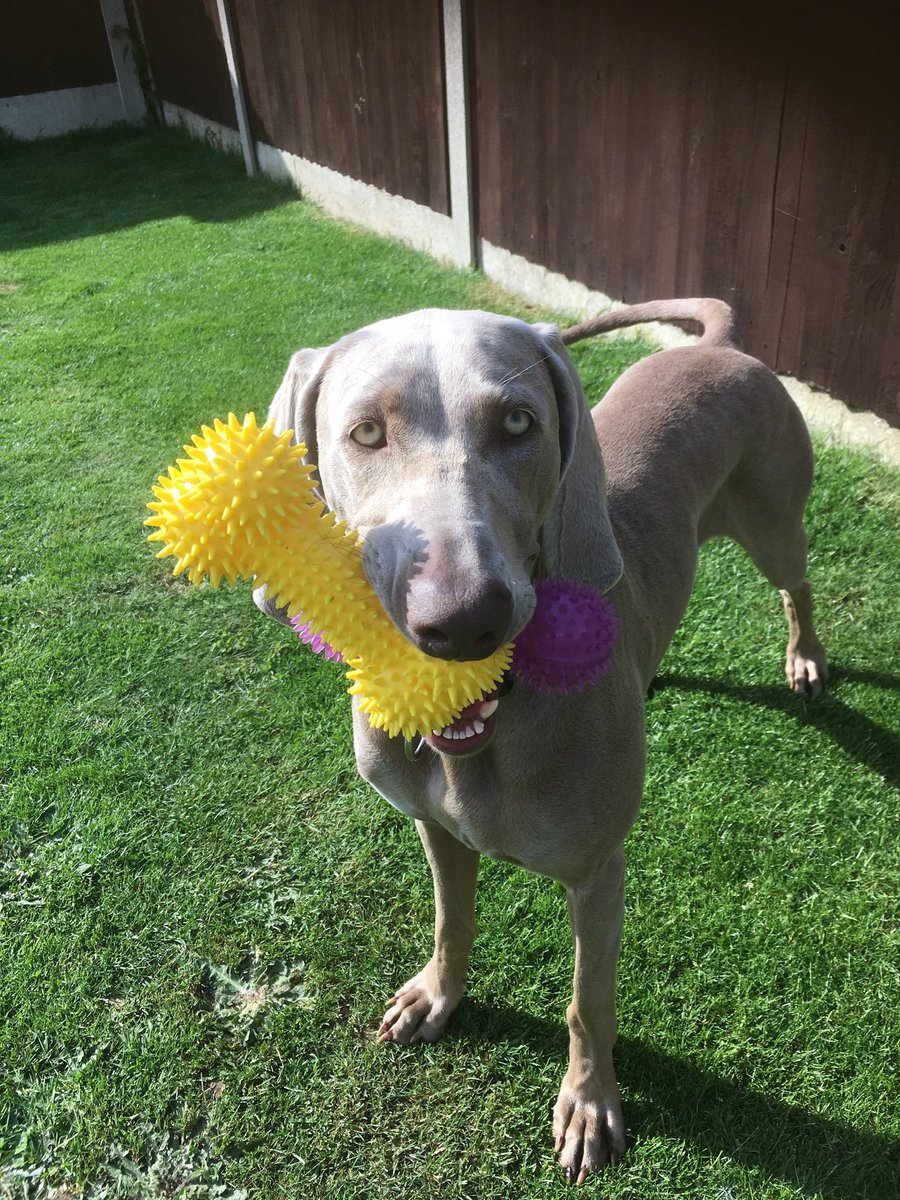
[254,299,828,1183]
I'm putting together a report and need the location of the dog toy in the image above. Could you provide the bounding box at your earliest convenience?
[145,412,512,738]
[292,582,619,695]
[291,613,344,663]
[509,579,619,692]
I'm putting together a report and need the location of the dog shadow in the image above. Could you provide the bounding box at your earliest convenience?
[447,663,899,1193]
[649,661,900,788]
[452,1000,899,1198]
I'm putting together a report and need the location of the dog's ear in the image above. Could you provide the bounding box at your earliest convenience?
[254,347,329,626]
[530,322,587,485]
[268,347,330,470]
[530,322,624,593]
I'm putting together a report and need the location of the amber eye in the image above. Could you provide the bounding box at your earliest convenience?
[502,408,534,437]
[350,420,385,447]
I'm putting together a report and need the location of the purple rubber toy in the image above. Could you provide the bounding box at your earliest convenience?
[290,614,344,663]
[509,578,619,693]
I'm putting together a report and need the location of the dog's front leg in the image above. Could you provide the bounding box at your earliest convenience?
[378,818,479,1045]
[554,849,627,1183]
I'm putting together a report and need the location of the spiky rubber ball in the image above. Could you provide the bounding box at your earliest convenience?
[509,578,619,692]
[145,413,511,739]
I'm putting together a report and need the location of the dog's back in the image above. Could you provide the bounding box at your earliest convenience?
[563,301,819,692]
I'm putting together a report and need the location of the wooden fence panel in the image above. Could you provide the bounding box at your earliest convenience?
[472,0,900,426]
[232,0,449,213]
[136,0,236,130]
[473,3,790,327]
[772,29,900,416]
[0,0,113,97]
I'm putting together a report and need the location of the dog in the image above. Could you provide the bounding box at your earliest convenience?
[253,299,828,1183]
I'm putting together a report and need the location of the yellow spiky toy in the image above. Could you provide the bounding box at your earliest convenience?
[146,413,512,739]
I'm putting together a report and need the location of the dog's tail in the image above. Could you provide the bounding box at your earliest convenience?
[560,298,739,350]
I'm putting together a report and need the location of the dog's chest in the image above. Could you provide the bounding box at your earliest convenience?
[359,740,573,877]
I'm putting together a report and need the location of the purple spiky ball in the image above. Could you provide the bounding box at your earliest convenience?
[509,579,619,693]
[290,614,344,663]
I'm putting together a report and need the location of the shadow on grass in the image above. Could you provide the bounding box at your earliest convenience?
[649,662,900,788]
[455,1000,899,1198]
[0,126,291,253]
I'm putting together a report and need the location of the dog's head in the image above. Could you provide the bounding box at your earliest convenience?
[256,309,622,670]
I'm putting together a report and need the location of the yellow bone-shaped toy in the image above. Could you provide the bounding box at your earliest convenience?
[146,412,512,738]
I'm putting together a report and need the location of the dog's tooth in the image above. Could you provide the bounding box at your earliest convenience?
[474,719,485,735]
[479,699,499,719]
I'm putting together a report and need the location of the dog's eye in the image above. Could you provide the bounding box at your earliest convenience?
[350,420,385,448]
[502,409,534,437]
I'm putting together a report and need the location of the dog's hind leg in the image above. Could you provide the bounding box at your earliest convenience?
[378,819,479,1044]
[701,383,829,698]
[728,509,828,698]
[780,574,829,698]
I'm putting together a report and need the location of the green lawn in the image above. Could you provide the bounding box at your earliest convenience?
[1,128,898,1200]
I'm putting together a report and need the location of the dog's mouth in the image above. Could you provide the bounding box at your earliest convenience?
[425,693,501,757]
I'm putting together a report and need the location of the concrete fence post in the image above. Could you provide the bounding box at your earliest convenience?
[99,0,148,123]
[442,0,478,268]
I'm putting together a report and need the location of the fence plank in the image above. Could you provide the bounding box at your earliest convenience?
[0,0,114,97]
[136,0,236,130]
[775,37,900,416]
[471,0,899,425]
[232,0,448,213]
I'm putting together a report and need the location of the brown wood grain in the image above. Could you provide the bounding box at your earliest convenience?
[0,0,114,97]
[136,0,237,130]
[232,0,449,212]
[472,0,899,425]
[128,0,900,425]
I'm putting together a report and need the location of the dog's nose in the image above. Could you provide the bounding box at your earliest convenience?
[408,580,514,661]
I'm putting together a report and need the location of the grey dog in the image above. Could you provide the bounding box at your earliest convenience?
[254,299,828,1183]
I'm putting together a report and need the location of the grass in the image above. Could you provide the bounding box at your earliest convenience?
[1,127,898,1200]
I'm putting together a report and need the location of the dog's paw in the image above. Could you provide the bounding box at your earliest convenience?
[785,642,829,698]
[553,1075,626,1184]
[377,961,464,1045]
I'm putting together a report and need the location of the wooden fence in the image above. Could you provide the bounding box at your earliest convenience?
[4,0,899,428]
[0,0,148,135]
[471,1,900,425]
[1,1,114,96]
